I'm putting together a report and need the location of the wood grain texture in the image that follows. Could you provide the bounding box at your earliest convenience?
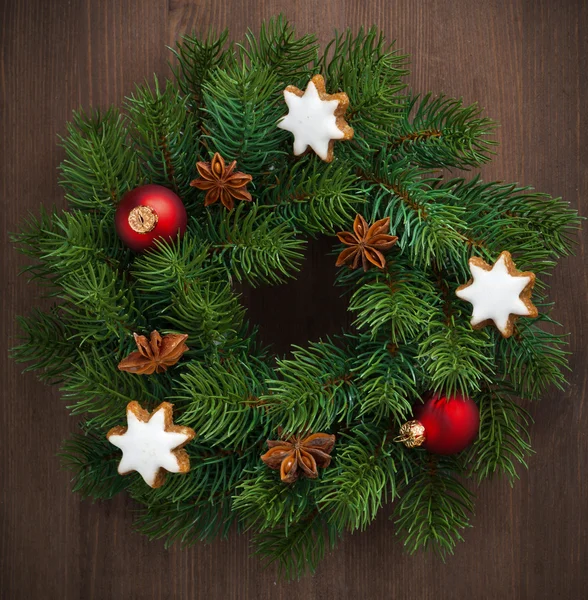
[1,1,586,598]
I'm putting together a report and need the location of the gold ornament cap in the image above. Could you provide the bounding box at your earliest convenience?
[128,205,158,233]
[395,420,426,448]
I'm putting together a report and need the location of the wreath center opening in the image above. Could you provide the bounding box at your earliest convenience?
[239,235,351,355]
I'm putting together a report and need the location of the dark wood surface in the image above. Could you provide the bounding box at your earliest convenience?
[1,1,586,598]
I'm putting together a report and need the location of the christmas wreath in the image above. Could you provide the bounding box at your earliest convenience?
[12,17,580,579]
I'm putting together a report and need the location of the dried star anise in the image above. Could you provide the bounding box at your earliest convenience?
[190,152,253,210]
[261,432,336,484]
[118,330,189,375]
[335,214,398,271]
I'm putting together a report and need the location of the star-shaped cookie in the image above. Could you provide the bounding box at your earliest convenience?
[107,401,195,488]
[277,74,354,162]
[456,251,538,338]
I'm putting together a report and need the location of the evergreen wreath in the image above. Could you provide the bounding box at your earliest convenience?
[12,17,580,579]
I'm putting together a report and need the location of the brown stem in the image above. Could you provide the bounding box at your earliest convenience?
[358,170,427,219]
[158,135,176,187]
[389,129,443,151]
[323,373,354,389]
[109,187,119,203]
[357,170,488,249]
[374,427,396,459]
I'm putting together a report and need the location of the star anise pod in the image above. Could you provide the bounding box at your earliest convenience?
[260,432,336,484]
[190,152,253,210]
[336,214,398,271]
[118,331,189,375]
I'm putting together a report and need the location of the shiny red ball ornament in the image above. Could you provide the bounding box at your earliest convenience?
[115,184,187,252]
[398,392,480,455]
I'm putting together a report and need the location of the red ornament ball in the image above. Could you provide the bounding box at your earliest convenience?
[115,184,187,252]
[399,392,480,455]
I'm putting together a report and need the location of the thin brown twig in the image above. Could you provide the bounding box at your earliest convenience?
[388,128,443,151]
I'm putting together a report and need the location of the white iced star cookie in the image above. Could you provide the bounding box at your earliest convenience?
[456,251,538,338]
[278,74,354,162]
[107,401,195,488]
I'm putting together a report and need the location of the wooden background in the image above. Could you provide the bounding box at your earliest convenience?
[1,1,586,598]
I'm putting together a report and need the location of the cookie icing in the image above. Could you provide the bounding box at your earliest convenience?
[107,402,194,487]
[456,252,536,336]
[278,77,349,161]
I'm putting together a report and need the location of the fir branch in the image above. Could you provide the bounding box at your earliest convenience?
[320,27,409,156]
[352,341,418,424]
[317,425,396,532]
[11,207,126,289]
[390,94,497,169]
[131,234,214,307]
[443,177,581,277]
[348,262,438,343]
[273,160,366,234]
[252,512,339,580]
[234,469,317,533]
[59,108,139,209]
[201,61,287,179]
[133,241,250,353]
[57,261,139,343]
[61,347,163,429]
[394,454,475,557]
[360,159,469,269]
[164,279,247,355]
[170,28,230,108]
[498,315,569,399]
[263,339,359,435]
[134,496,235,546]
[126,76,198,193]
[60,430,128,499]
[467,388,533,484]
[240,16,319,85]
[417,319,495,396]
[173,357,271,448]
[206,204,306,286]
[11,307,79,384]
[131,442,257,505]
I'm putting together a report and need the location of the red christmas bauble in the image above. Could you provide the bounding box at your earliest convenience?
[115,184,187,252]
[399,392,480,455]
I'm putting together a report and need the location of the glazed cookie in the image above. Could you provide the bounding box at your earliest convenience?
[107,401,195,488]
[456,251,538,338]
[278,74,354,162]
